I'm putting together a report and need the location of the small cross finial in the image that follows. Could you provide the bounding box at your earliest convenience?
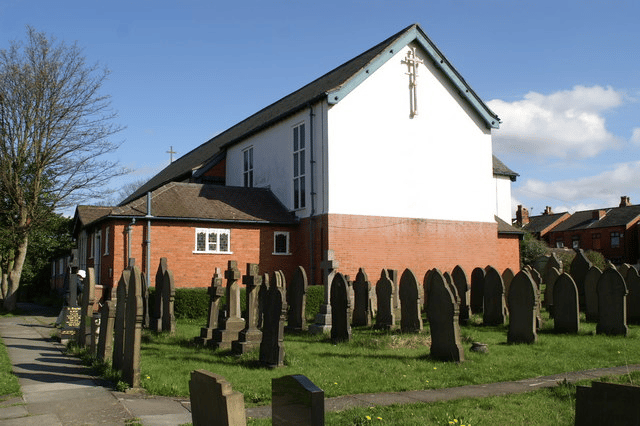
[167,146,178,163]
[401,47,424,118]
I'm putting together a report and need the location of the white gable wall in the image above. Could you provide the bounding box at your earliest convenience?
[326,43,496,223]
[494,175,513,224]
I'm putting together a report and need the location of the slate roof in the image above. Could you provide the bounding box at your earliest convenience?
[523,212,570,236]
[78,183,297,230]
[492,156,518,181]
[120,23,501,206]
[495,216,524,236]
[548,205,640,232]
[73,205,114,234]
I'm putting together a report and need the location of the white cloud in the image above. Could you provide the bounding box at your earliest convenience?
[514,160,640,213]
[489,85,624,159]
[632,127,640,145]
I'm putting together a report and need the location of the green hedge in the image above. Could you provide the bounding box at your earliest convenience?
[305,285,324,321]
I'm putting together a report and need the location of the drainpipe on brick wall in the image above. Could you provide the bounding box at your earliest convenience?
[145,192,152,288]
[126,218,136,268]
[309,104,316,284]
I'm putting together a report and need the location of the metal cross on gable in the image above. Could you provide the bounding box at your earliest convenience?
[401,47,424,118]
[166,146,177,163]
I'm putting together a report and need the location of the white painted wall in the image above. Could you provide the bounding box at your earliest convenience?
[494,175,513,224]
[326,43,496,223]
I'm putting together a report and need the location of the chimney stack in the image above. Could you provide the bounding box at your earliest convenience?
[516,205,530,226]
[543,206,553,215]
[592,210,606,220]
[620,196,631,207]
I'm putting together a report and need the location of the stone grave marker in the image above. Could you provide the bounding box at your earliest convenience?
[258,272,270,329]
[374,269,395,330]
[422,269,433,315]
[162,267,176,334]
[150,257,168,332]
[625,267,640,324]
[502,268,515,311]
[570,249,592,308]
[123,265,144,388]
[507,271,538,344]
[386,269,400,322]
[452,265,470,325]
[260,271,287,368]
[141,270,150,329]
[189,370,246,426]
[618,263,631,278]
[97,298,116,363]
[426,269,463,362]
[286,266,308,332]
[596,267,628,336]
[90,312,100,357]
[575,381,640,426]
[553,273,580,334]
[211,261,246,350]
[196,268,225,345]
[309,250,338,334]
[112,269,130,371]
[470,267,485,314]
[532,255,549,278]
[77,267,96,347]
[272,375,324,426]
[351,268,373,327]
[399,268,423,333]
[330,272,352,343]
[483,266,506,326]
[584,266,602,322]
[543,267,561,315]
[232,263,263,354]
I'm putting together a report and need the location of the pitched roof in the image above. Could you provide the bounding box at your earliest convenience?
[495,215,524,236]
[121,23,500,205]
[523,212,570,236]
[492,156,518,181]
[73,205,113,234]
[549,205,640,232]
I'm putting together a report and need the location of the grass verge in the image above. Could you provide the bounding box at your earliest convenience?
[0,325,21,401]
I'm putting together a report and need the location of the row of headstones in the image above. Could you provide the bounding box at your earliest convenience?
[190,370,324,426]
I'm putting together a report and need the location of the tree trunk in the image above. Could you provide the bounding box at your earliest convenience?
[1,272,7,300]
[3,235,29,312]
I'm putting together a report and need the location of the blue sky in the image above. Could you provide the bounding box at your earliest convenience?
[2,0,639,218]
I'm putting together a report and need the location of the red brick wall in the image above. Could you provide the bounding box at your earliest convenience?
[547,225,639,264]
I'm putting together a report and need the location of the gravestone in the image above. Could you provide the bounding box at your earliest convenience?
[122,265,144,388]
[451,266,470,325]
[59,253,81,344]
[309,250,339,334]
[77,267,96,348]
[352,268,373,327]
[422,269,433,315]
[399,269,423,333]
[426,269,463,362]
[232,263,263,354]
[374,269,395,330]
[618,263,631,278]
[211,261,246,350]
[507,271,538,344]
[575,381,640,426]
[286,266,308,332]
[97,299,116,363]
[502,268,515,312]
[196,268,225,345]
[258,272,270,329]
[483,266,506,326]
[272,375,324,426]
[260,271,287,368]
[570,249,592,308]
[532,255,549,278]
[330,273,352,343]
[161,267,176,334]
[583,266,602,322]
[112,269,130,371]
[150,258,168,332]
[90,312,101,357]
[543,267,561,315]
[596,267,628,336]
[625,267,640,324]
[553,273,580,334]
[189,370,246,426]
[141,271,150,329]
[470,267,485,314]
[387,269,401,322]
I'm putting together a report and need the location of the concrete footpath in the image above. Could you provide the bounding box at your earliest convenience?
[2,303,640,425]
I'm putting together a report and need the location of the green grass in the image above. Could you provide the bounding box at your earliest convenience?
[138,313,640,408]
[0,330,21,401]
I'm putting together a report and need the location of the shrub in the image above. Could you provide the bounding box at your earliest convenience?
[174,288,209,319]
[520,232,549,268]
[305,285,324,321]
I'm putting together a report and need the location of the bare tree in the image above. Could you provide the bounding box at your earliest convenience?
[0,27,125,310]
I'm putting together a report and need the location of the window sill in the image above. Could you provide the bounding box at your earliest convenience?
[272,252,291,256]
[192,251,234,255]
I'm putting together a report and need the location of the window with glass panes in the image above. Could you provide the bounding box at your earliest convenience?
[293,123,306,209]
[243,147,253,187]
[194,228,231,253]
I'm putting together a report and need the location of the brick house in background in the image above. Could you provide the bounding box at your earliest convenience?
[518,197,640,265]
[517,205,570,246]
[72,23,522,297]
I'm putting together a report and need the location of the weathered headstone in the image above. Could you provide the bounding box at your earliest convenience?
[97,299,116,363]
[451,266,470,325]
[553,273,580,334]
[532,255,549,278]
[122,265,144,388]
[507,271,538,344]
[112,269,130,371]
[483,266,506,326]
[286,266,308,332]
[260,271,287,367]
[575,381,640,426]
[309,250,339,334]
[387,269,401,322]
[232,263,263,354]
[570,249,592,308]
[596,267,628,336]
[374,270,395,330]
[399,269,423,333]
[141,271,150,329]
[90,312,101,357]
[77,267,96,347]
[189,370,246,426]
[150,258,168,332]
[211,261,246,350]
[272,375,324,426]
[502,268,515,312]
[543,267,561,316]
[584,266,602,322]
[162,268,176,334]
[625,267,640,324]
[470,267,485,314]
[426,269,464,362]
[618,263,631,278]
[330,273,352,343]
[352,268,373,327]
[196,268,225,345]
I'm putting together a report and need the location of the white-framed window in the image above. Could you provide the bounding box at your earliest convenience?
[572,235,580,249]
[293,123,306,210]
[194,228,232,254]
[104,226,110,255]
[243,147,253,188]
[273,231,290,255]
